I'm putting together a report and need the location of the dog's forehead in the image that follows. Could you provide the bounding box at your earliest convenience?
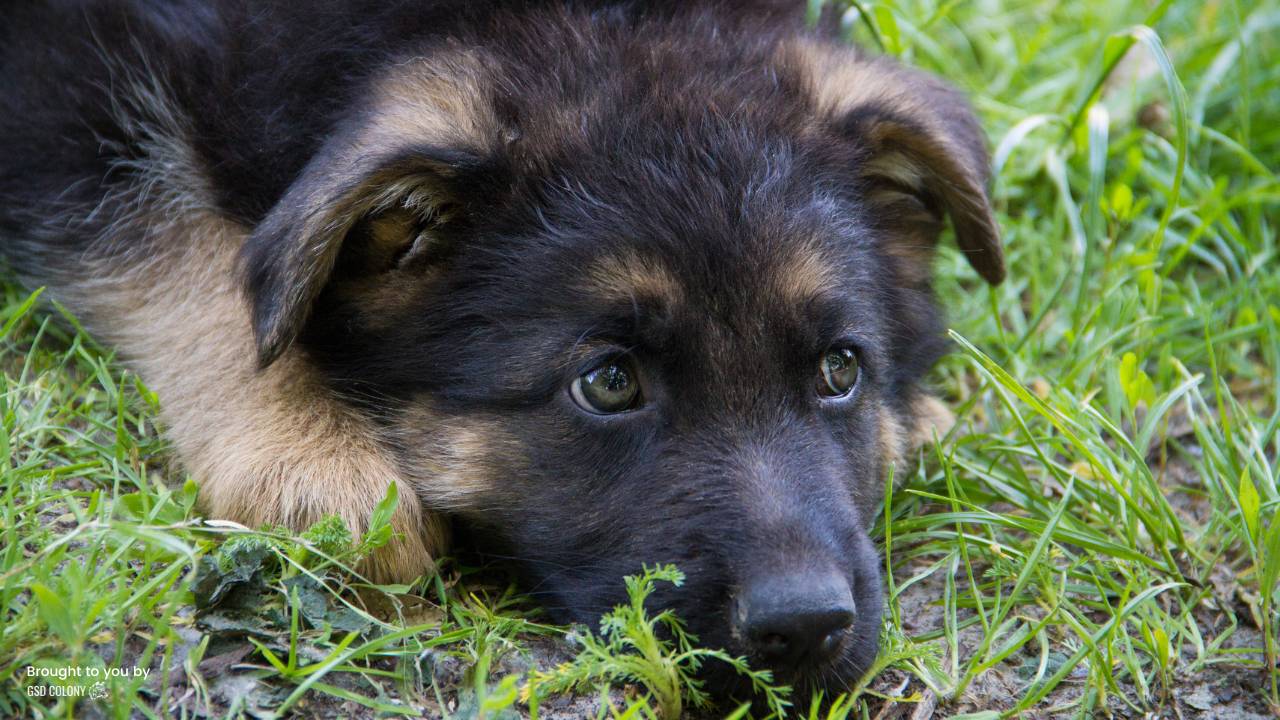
[481,125,885,343]
[518,188,883,359]
[519,131,855,297]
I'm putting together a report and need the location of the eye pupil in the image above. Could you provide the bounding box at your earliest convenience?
[818,347,860,398]
[599,364,629,392]
[573,359,641,414]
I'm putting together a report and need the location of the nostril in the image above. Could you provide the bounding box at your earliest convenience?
[819,627,848,658]
[759,633,789,658]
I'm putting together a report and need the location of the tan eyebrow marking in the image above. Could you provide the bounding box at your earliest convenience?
[773,240,840,305]
[584,249,684,305]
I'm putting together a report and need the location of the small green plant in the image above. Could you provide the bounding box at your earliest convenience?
[522,565,792,719]
[194,480,402,599]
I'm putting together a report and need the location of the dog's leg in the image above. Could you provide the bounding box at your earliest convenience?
[77,213,444,583]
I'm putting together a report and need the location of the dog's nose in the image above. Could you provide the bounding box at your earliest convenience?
[738,572,856,670]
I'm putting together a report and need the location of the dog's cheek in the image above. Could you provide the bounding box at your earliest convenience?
[878,402,909,483]
[391,404,526,512]
[909,392,955,450]
[878,392,956,485]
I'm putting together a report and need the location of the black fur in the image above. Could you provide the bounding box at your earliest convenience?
[0,0,1000,704]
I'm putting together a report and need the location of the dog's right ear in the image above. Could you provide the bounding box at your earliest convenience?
[788,40,1004,285]
[241,55,501,367]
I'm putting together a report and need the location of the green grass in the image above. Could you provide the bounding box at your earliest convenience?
[3,0,1278,717]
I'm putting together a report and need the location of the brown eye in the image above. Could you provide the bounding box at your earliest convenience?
[571,358,641,414]
[818,347,860,398]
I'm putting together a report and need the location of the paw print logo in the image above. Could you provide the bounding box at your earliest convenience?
[88,682,109,700]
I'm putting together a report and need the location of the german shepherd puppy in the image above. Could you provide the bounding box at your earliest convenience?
[0,0,1002,696]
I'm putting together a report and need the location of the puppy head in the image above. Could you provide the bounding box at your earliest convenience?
[240,22,999,700]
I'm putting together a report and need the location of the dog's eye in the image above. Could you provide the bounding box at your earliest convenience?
[818,347,860,398]
[571,358,642,414]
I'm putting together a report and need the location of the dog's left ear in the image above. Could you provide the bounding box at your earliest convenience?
[792,42,1004,284]
[241,54,503,367]
[242,140,490,367]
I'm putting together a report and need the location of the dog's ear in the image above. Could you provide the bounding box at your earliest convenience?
[793,43,1004,284]
[242,55,500,367]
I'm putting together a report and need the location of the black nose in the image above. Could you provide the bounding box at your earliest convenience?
[737,572,856,670]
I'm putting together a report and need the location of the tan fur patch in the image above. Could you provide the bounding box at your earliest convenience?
[780,39,1004,285]
[364,208,423,268]
[74,215,446,583]
[392,407,523,511]
[908,393,956,450]
[774,240,839,304]
[783,40,972,176]
[585,250,684,306]
[880,393,956,485]
[877,404,908,480]
[784,41,922,132]
[877,217,942,285]
[371,49,498,150]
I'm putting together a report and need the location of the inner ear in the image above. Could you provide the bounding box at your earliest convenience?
[861,154,944,223]
[849,107,1004,285]
[241,133,497,368]
[336,202,454,280]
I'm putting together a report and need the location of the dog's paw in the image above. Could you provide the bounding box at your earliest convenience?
[196,442,444,585]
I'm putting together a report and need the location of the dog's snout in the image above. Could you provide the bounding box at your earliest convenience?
[738,572,856,670]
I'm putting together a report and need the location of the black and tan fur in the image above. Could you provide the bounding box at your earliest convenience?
[0,0,1002,697]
